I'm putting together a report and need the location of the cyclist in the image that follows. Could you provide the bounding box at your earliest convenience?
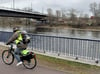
[6,26,29,66]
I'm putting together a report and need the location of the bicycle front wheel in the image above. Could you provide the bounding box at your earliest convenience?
[2,50,14,65]
[23,57,37,69]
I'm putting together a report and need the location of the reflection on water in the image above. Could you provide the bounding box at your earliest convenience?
[30,27,100,39]
[1,26,100,39]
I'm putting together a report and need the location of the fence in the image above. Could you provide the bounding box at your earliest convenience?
[1,31,100,65]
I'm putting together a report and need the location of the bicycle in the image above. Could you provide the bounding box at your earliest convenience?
[2,44,37,69]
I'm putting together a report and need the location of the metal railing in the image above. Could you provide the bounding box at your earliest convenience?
[1,31,100,63]
[0,6,42,15]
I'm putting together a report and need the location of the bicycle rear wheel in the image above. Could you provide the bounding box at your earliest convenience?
[23,57,37,69]
[2,50,14,65]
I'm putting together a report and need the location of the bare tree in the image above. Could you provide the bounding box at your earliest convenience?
[98,3,100,16]
[55,10,61,23]
[56,10,61,18]
[90,2,98,17]
[67,8,78,24]
[61,9,67,19]
[90,2,100,25]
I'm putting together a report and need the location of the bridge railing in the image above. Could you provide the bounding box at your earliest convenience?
[1,31,100,64]
[0,6,42,14]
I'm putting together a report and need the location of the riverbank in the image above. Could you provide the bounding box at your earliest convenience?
[36,25,100,32]
[1,24,100,33]
[1,23,100,31]
[0,45,100,74]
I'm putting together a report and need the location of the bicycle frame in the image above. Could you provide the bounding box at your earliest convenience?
[2,44,37,69]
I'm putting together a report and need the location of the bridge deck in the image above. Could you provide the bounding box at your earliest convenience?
[0,8,47,20]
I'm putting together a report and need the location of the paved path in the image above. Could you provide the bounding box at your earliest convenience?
[0,57,71,74]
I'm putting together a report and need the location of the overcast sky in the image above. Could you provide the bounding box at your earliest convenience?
[0,0,99,15]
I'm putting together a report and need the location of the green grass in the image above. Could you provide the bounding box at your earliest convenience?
[36,54,100,73]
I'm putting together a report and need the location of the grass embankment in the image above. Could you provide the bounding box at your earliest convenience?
[37,54,100,74]
[0,45,100,74]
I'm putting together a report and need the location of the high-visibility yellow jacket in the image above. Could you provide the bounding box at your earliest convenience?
[15,31,23,44]
[6,30,28,49]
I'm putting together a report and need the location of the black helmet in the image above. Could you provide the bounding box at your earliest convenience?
[13,26,20,32]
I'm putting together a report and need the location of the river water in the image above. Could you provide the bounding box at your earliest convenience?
[29,27,100,40]
[0,26,100,40]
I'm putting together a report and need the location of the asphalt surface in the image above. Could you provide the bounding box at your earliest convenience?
[0,57,71,74]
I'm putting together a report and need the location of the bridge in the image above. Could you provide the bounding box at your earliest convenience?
[0,8,47,21]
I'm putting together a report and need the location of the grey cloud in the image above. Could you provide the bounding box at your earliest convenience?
[0,0,100,14]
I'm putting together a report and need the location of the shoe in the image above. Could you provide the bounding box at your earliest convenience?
[16,61,23,66]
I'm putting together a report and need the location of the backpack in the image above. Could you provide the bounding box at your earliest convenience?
[21,31,31,44]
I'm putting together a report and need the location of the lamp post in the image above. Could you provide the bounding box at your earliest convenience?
[13,0,15,9]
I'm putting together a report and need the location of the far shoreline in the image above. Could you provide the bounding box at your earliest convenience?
[1,24,100,32]
[36,25,100,32]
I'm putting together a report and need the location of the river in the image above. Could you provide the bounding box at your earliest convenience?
[0,26,100,40]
